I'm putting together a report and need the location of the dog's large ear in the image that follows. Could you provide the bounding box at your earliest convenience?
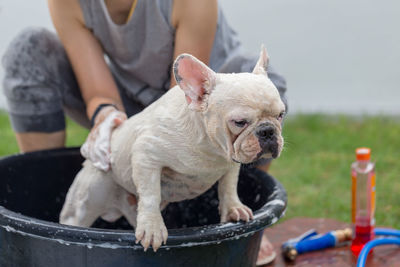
[173,54,216,111]
[252,44,269,75]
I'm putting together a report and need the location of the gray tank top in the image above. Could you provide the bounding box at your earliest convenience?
[79,0,259,107]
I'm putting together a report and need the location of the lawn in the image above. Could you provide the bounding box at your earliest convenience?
[0,112,399,229]
[0,112,89,155]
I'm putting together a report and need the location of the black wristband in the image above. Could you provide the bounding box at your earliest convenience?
[90,103,117,128]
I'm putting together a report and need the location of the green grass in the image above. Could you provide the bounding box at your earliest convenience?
[0,112,399,228]
[269,114,400,229]
[0,112,89,155]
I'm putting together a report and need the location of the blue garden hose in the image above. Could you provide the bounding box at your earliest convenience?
[375,228,400,238]
[356,228,400,267]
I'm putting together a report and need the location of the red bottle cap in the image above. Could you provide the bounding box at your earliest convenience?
[356,147,371,161]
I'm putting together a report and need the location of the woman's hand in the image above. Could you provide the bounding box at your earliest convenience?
[81,106,127,171]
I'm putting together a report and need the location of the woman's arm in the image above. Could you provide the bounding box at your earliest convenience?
[48,0,124,118]
[169,0,218,88]
[48,0,127,171]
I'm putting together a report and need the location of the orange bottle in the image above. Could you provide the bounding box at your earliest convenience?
[351,148,376,255]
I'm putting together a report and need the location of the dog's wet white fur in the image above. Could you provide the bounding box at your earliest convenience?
[60,46,285,252]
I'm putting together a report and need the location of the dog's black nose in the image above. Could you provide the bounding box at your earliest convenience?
[256,124,275,141]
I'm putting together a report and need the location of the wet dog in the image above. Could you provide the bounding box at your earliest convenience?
[60,46,285,251]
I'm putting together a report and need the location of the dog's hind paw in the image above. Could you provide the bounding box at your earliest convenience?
[135,212,168,252]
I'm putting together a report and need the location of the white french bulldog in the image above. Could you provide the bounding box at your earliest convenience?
[60,46,285,252]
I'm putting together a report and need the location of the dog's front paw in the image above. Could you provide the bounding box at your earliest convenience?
[135,212,168,252]
[220,203,254,223]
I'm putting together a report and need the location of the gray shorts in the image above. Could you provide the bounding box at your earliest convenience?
[2,27,145,133]
[2,27,287,133]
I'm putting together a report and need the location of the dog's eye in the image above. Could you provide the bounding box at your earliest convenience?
[277,112,285,121]
[234,120,248,128]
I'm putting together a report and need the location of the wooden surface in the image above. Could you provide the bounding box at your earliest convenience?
[262,217,400,267]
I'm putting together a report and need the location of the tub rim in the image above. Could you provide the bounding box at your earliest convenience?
[0,148,287,249]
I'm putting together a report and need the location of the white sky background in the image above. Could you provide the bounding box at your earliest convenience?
[0,0,399,115]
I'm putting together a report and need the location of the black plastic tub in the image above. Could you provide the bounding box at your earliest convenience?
[0,148,286,267]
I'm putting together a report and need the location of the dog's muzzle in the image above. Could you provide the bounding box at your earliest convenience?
[256,123,279,159]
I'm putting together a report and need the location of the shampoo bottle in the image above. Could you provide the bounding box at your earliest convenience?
[351,147,375,255]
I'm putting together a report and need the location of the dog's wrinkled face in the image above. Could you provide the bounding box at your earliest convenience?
[173,46,285,164]
[213,73,285,164]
